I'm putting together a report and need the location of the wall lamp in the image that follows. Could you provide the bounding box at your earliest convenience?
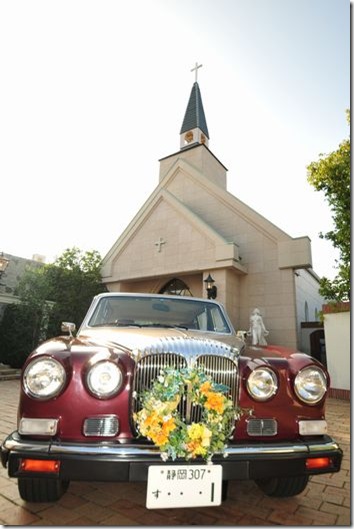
[204,273,217,299]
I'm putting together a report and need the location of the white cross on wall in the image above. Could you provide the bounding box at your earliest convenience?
[191,62,203,82]
[155,237,166,252]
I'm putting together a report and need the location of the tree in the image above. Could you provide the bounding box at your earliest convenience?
[0,247,107,367]
[44,248,107,336]
[0,304,40,368]
[307,111,350,301]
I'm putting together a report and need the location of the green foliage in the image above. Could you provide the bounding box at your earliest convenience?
[307,111,350,301]
[0,304,40,368]
[44,248,107,336]
[0,247,107,367]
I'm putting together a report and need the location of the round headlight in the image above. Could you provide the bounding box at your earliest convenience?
[87,361,123,398]
[294,366,327,404]
[24,357,66,399]
[247,367,278,401]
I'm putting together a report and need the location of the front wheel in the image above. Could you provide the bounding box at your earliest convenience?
[255,475,309,497]
[18,478,69,502]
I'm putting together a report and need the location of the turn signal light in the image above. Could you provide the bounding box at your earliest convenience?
[20,459,60,473]
[306,457,331,469]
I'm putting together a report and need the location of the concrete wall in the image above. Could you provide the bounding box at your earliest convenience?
[323,309,350,392]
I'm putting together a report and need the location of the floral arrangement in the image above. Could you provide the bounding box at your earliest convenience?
[133,367,240,461]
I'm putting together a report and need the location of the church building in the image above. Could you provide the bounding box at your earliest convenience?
[101,69,324,351]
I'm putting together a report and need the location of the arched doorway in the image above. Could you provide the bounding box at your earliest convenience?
[159,278,193,296]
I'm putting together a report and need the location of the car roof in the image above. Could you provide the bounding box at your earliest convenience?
[94,292,221,305]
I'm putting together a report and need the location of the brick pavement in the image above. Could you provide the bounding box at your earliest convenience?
[0,380,350,525]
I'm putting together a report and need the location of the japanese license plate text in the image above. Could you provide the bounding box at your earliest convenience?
[146,464,222,509]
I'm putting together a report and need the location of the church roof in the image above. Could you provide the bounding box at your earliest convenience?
[180,82,209,138]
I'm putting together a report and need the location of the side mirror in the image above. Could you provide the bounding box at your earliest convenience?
[61,322,76,337]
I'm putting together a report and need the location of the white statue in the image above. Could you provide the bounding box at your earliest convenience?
[248,308,269,346]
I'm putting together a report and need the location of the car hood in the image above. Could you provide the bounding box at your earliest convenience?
[77,327,244,356]
[77,328,300,359]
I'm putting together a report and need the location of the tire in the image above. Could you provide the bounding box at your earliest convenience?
[18,478,69,502]
[255,475,309,497]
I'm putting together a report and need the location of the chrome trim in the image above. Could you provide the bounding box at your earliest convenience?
[2,431,341,460]
[135,337,239,362]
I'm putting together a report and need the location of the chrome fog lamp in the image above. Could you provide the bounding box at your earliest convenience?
[24,357,66,399]
[299,420,327,435]
[19,418,59,436]
[247,367,278,401]
[87,361,123,398]
[294,366,327,404]
[83,415,119,437]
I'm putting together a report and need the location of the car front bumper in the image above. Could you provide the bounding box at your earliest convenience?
[1,431,342,482]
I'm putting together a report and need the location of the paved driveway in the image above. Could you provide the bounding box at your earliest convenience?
[0,380,350,525]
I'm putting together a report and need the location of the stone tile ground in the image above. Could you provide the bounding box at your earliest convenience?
[0,380,350,525]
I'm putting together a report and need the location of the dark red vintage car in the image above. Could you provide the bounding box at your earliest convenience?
[1,293,342,508]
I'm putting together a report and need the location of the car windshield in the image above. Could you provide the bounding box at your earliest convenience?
[87,296,231,334]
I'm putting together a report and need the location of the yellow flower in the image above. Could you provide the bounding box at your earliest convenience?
[162,416,177,436]
[186,440,207,457]
[205,391,225,414]
[187,423,212,448]
[200,381,212,395]
[187,423,203,440]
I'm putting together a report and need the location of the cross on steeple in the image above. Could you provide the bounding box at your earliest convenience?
[191,62,203,83]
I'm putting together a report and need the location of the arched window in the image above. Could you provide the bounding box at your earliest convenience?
[159,278,193,296]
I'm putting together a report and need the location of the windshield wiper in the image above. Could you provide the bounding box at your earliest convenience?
[90,322,142,328]
[142,323,188,330]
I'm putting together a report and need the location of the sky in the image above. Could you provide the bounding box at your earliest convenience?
[0,0,350,280]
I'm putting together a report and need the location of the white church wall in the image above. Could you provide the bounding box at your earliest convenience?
[224,269,241,331]
[324,308,350,394]
[110,199,217,281]
[165,168,300,349]
[159,145,227,188]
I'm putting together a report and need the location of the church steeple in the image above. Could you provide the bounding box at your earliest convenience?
[180,63,209,149]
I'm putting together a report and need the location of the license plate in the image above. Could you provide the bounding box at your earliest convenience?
[146,464,222,509]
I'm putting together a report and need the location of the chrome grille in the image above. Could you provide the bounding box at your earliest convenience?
[133,352,187,397]
[132,348,238,431]
[195,355,238,402]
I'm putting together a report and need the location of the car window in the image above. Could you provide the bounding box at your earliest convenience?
[87,296,231,334]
